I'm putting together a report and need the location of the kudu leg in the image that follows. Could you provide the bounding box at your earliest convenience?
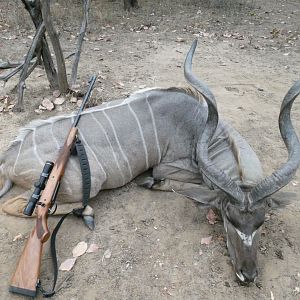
[1,191,90,218]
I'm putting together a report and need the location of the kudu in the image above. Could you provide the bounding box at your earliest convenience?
[0,40,299,283]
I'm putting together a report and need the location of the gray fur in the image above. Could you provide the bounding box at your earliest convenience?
[0,87,262,206]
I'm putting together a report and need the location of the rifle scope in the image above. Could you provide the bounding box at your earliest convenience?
[23,161,54,216]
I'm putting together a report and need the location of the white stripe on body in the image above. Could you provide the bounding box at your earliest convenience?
[33,129,44,166]
[128,103,149,169]
[51,121,60,150]
[193,107,201,121]
[102,110,133,179]
[12,139,24,176]
[146,97,161,164]
[91,113,126,185]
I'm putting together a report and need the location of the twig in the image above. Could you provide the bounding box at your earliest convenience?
[65,52,76,60]
[56,274,74,293]
[41,0,69,94]
[70,0,90,86]
[0,63,25,82]
[0,57,38,82]
[14,22,45,111]
[0,61,23,69]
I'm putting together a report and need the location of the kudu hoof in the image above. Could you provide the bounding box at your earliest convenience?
[83,215,95,230]
[73,205,95,230]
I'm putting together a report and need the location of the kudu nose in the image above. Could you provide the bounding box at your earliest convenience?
[241,269,258,282]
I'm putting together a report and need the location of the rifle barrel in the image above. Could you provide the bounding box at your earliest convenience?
[73,75,97,127]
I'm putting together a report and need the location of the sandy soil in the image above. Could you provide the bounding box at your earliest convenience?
[0,0,300,299]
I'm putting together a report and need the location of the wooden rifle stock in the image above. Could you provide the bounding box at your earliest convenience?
[9,127,78,297]
[9,75,96,297]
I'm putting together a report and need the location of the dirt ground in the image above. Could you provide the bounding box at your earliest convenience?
[0,0,300,299]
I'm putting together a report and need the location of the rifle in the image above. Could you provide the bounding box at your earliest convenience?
[9,75,97,297]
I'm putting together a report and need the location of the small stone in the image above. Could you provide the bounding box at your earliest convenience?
[201,236,212,245]
[53,90,61,98]
[42,98,54,111]
[53,97,65,105]
[224,281,230,287]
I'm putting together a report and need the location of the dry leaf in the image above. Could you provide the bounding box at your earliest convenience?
[42,98,54,111]
[77,100,83,107]
[206,209,217,225]
[104,249,111,258]
[163,287,173,296]
[53,90,61,98]
[201,236,212,245]
[291,181,298,186]
[59,257,77,271]
[34,109,43,114]
[71,84,81,92]
[39,104,47,110]
[70,96,77,103]
[176,37,185,43]
[86,244,100,253]
[72,241,88,257]
[13,233,23,242]
[53,97,65,105]
[102,249,111,262]
[98,74,107,80]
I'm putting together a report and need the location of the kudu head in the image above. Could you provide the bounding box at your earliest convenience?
[184,40,300,283]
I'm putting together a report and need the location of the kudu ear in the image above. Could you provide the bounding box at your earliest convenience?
[267,191,297,210]
[174,185,222,209]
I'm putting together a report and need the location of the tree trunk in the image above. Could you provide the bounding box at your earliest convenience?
[40,0,69,94]
[124,0,139,11]
[21,0,58,89]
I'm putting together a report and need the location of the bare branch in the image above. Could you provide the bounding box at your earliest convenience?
[40,0,69,94]
[14,22,45,111]
[65,52,76,60]
[15,58,40,112]
[0,63,25,82]
[0,61,23,69]
[70,0,90,86]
